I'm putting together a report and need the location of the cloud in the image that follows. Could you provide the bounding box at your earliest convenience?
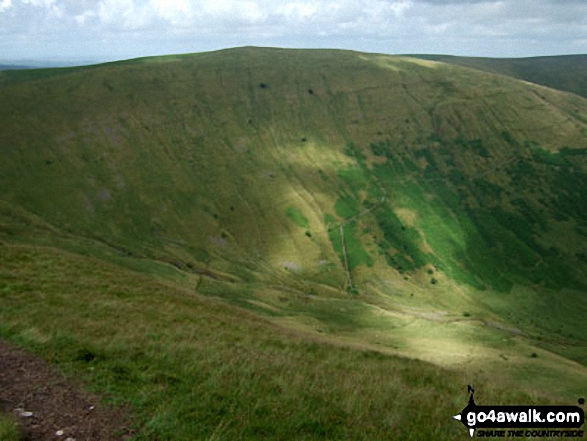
[150,0,191,25]
[96,0,149,30]
[73,9,95,25]
[0,0,11,12]
[1,0,586,60]
[416,0,495,3]
[21,0,56,7]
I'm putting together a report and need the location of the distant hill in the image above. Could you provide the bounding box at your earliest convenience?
[412,54,587,98]
[0,59,99,71]
[0,64,32,70]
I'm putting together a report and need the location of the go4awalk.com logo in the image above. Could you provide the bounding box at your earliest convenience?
[453,386,585,438]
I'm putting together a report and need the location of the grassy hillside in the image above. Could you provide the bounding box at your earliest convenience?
[0,240,573,440]
[413,54,587,99]
[1,47,587,438]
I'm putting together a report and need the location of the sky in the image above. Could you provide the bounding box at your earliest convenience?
[0,0,586,64]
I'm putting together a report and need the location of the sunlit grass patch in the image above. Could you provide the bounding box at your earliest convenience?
[2,241,572,439]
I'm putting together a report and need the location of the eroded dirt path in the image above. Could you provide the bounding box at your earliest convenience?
[0,340,134,440]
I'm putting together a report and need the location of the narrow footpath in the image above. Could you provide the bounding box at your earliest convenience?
[0,340,133,441]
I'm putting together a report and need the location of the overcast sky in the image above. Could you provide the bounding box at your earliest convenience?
[0,0,586,64]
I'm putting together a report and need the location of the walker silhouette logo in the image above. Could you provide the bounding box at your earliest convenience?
[453,386,585,438]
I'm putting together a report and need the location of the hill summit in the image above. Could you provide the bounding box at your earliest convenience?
[2,47,586,294]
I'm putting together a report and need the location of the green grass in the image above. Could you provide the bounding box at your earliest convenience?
[3,240,583,439]
[413,54,587,99]
[1,240,561,440]
[0,414,20,441]
[2,47,587,439]
[343,222,373,270]
[334,197,360,219]
[1,47,585,292]
[285,206,309,228]
[336,164,369,191]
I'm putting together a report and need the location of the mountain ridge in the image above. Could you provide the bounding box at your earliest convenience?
[410,53,587,99]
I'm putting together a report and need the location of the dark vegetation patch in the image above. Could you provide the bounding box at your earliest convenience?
[343,223,373,270]
[325,213,343,259]
[470,178,503,199]
[343,142,366,162]
[501,130,518,146]
[374,204,427,273]
[335,196,360,219]
[370,140,393,158]
[347,132,587,292]
[336,165,369,192]
[318,169,329,181]
[0,66,88,86]
[340,142,431,274]
[454,136,491,158]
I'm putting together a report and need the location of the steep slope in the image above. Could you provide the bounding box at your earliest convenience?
[1,48,587,428]
[1,240,567,440]
[412,54,587,99]
[1,48,586,290]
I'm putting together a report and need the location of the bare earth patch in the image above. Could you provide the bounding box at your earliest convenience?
[0,340,133,440]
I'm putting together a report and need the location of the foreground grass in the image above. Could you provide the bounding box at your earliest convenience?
[0,413,20,441]
[0,240,559,440]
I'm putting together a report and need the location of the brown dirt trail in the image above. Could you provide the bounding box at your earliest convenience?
[0,340,133,440]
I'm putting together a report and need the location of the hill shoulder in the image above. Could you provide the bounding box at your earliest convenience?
[410,54,587,98]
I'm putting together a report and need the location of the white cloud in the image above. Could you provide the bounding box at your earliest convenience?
[21,0,55,7]
[0,0,12,12]
[97,0,158,30]
[74,9,95,24]
[150,0,191,24]
[197,0,268,26]
[278,2,319,21]
[1,0,586,60]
